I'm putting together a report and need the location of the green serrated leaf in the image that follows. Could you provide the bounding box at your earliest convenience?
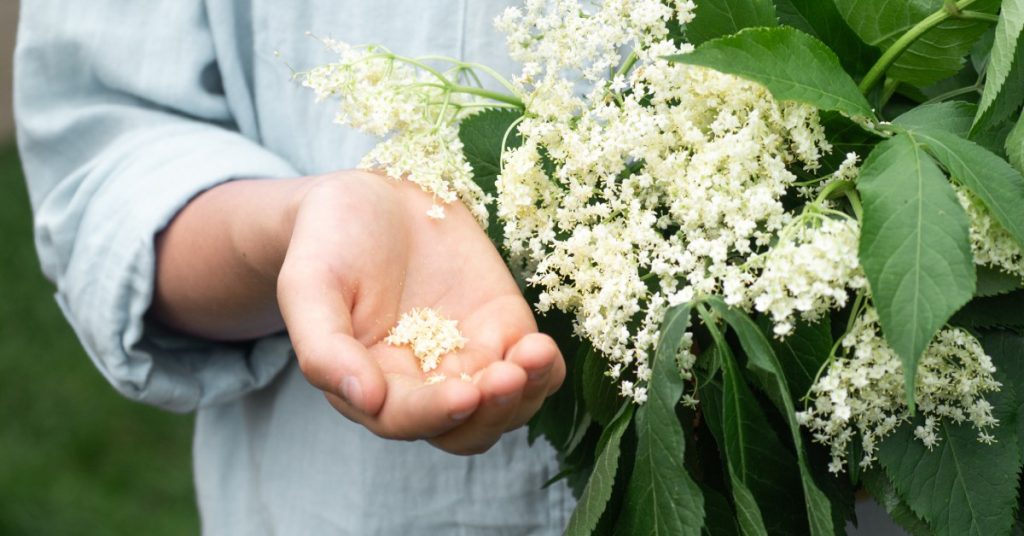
[761,316,833,401]
[835,0,998,87]
[973,25,998,74]
[458,108,523,246]
[582,346,624,427]
[894,101,978,136]
[667,27,874,118]
[698,317,806,536]
[616,304,705,535]
[732,481,770,536]
[773,0,879,76]
[974,0,1024,133]
[1008,112,1024,173]
[910,127,1024,250]
[686,0,777,45]
[861,469,933,536]
[529,330,586,449]
[951,290,1024,331]
[857,133,976,407]
[982,330,1024,446]
[701,485,741,536]
[564,405,633,536]
[976,265,1024,297]
[705,299,835,536]
[878,417,1020,536]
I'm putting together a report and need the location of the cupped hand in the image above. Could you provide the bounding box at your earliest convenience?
[276,170,565,455]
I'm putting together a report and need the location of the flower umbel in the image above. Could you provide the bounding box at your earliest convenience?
[797,308,1000,473]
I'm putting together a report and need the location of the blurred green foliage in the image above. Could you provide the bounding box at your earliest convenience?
[0,145,199,534]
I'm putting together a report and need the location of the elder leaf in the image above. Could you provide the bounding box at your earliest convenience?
[667,27,874,118]
[582,346,623,427]
[910,127,1024,251]
[564,405,633,536]
[835,0,999,87]
[686,0,777,45]
[1008,111,1024,174]
[974,0,1024,133]
[894,101,976,136]
[857,133,975,408]
[773,0,878,76]
[705,298,835,536]
[878,418,1020,536]
[615,304,704,535]
[458,108,523,246]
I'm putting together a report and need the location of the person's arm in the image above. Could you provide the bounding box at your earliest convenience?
[151,170,565,454]
[16,0,303,411]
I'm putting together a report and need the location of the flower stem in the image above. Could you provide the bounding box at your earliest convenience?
[814,178,855,206]
[448,84,524,108]
[614,51,640,80]
[859,0,981,95]
[957,10,999,23]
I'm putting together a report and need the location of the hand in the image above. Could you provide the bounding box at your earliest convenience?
[276,170,565,455]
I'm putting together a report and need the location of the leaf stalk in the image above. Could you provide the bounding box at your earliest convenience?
[859,0,981,95]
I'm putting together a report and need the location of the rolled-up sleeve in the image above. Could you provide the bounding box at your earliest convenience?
[15,0,298,412]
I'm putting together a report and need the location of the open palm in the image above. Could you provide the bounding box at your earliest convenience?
[277,171,565,455]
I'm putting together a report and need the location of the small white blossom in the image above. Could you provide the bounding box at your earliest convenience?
[747,216,867,336]
[955,184,1024,282]
[302,40,492,225]
[799,307,1000,472]
[385,308,468,372]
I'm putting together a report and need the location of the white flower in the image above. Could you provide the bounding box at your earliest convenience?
[748,216,867,336]
[955,184,1024,281]
[385,308,468,372]
[303,40,492,226]
[799,307,1000,472]
[497,55,830,402]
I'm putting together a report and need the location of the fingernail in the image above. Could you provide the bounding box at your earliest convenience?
[451,410,473,422]
[341,376,363,408]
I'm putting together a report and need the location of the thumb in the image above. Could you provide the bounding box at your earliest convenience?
[277,258,387,415]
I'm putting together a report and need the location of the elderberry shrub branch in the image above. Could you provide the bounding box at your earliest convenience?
[302,0,1024,533]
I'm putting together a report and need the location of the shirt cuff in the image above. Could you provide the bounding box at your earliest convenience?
[54,126,301,412]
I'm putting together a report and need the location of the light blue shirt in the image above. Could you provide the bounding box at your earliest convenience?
[15,1,574,533]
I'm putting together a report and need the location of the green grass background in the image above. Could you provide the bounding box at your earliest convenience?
[0,144,199,534]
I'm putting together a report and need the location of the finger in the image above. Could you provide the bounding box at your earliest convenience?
[503,333,566,430]
[429,360,527,455]
[324,373,481,440]
[278,257,387,415]
[452,295,538,372]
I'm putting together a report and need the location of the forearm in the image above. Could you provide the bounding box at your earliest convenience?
[150,177,313,341]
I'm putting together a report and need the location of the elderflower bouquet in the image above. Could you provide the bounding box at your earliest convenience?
[303,0,1024,533]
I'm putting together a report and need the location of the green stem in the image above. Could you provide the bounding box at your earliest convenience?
[389,55,524,108]
[813,178,854,206]
[922,84,982,105]
[448,84,524,107]
[859,0,980,95]
[845,189,863,221]
[613,51,639,80]
[878,77,900,110]
[957,10,999,23]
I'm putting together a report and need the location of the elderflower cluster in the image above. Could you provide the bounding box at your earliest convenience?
[747,216,868,337]
[495,1,831,401]
[302,39,490,222]
[797,308,1000,473]
[384,308,468,372]
[496,0,695,85]
[955,184,1024,282]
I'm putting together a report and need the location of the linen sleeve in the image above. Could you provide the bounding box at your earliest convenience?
[14,0,299,412]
